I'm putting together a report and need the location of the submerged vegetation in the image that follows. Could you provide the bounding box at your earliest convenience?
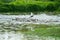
[0,23,60,37]
[5,23,60,37]
[19,24,60,37]
[22,24,60,37]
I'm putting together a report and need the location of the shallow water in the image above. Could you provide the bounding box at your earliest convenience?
[0,32,60,40]
[0,31,24,40]
[0,14,60,40]
[0,14,60,24]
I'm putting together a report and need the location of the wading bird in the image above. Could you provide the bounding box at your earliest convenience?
[30,12,34,18]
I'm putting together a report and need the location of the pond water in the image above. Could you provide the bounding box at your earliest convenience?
[0,14,60,24]
[0,31,24,40]
[0,14,60,40]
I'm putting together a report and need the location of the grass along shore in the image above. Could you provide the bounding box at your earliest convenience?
[0,1,60,12]
[0,12,60,15]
